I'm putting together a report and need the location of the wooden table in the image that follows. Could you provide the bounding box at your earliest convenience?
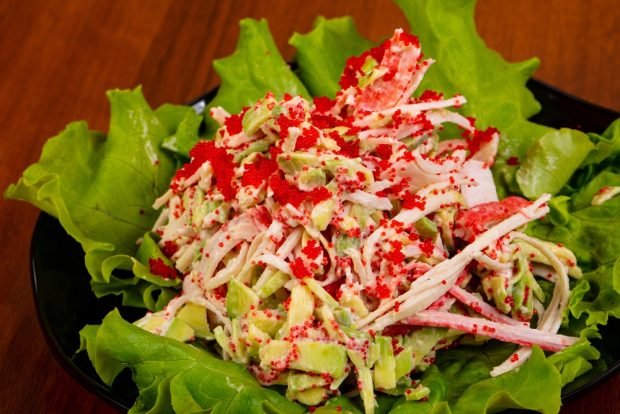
[0,1,618,413]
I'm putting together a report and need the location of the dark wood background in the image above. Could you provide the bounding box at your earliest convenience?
[0,1,618,413]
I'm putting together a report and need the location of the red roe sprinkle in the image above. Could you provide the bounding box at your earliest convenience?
[242,154,278,188]
[269,173,331,207]
[466,126,498,156]
[419,240,435,257]
[313,96,336,113]
[402,192,426,210]
[385,240,405,263]
[172,141,237,200]
[276,105,305,138]
[161,240,178,258]
[148,258,178,279]
[302,240,323,260]
[338,39,391,89]
[375,144,393,159]
[224,112,244,135]
[331,132,360,158]
[510,353,520,363]
[291,257,312,279]
[375,282,391,299]
[418,90,444,102]
[398,31,420,47]
[506,156,520,166]
[295,127,320,150]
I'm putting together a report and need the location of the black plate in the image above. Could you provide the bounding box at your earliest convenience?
[31,80,619,412]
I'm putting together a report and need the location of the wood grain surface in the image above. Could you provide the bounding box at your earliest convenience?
[0,1,618,413]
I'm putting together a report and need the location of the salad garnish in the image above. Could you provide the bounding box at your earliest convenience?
[134,29,582,413]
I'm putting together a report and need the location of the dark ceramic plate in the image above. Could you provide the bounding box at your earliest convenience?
[31,81,619,412]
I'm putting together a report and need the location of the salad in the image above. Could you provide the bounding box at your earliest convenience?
[6,1,620,413]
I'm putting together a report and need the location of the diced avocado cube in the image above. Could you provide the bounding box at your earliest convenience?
[176,303,212,339]
[231,318,247,363]
[259,340,292,369]
[339,291,369,318]
[287,285,315,327]
[350,204,375,230]
[348,349,376,414]
[242,103,272,136]
[304,278,338,308]
[298,167,327,189]
[214,326,233,359]
[394,346,414,380]
[316,305,343,341]
[165,318,194,342]
[335,235,360,256]
[482,274,511,314]
[290,341,347,378]
[234,138,274,163]
[246,324,271,357]
[311,199,336,231]
[415,216,438,240]
[226,278,259,318]
[256,270,289,299]
[373,336,396,390]
[333,307,354,326]
[278,152,320,175]
[136,314,166,332]
[404,383,430,401]
[287,373,329,391]
[289,387,329,406]
[247,309,284,337]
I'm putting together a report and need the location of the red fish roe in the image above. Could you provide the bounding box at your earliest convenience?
[242,154,278,188]
[172,141,237,200]
[419,240,435,257]
[224,112,244,135]
[418,90,444,102]
[331,132,360,158]
[302,240,323,260]
[313,96,336,113]
[385,240,405,263]
[148,258,178,280]
[375,144,393,159]
[402,192,426,210]
[161,240,178,258]
[339,39,391,89]
[291,257,312,279]
[295,127,320,150]
[465,126,498,156]
[276,105,305,138]
[397,31,420,47]
[269,173,332,208]
[506,156,520,166]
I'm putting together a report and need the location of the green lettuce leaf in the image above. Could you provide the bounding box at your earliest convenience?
[289,16,373,98]
[516,128,594,198]
[394,0,552,196]
[206,19,309,133]
[80,309,304,414]
[5,88,180,309]
[390,344,561,414]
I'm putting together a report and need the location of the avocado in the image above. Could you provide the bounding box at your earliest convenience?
[176,303,212,339]
[394,346,414,379]
[373,336,396,390]
[137,314,166,332]
[277,152,320,175]
[164,318,194,342]
[286,285,315,327]
[335,235,360,256]
[339,291,369,318]
[298,167,327,189]
[256,270,289,299]
[348,349,376,414]
[226,278,260,318]
[311,198,336,231]
[287,373,330,391]
[290,341,348,378]
[415,216,439,240]
[247,309,285,337]
[304,278,338,308]
[286,387,329,406]
[242,102,272,136]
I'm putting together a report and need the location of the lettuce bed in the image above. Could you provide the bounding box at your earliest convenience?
[6,1,620,413]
